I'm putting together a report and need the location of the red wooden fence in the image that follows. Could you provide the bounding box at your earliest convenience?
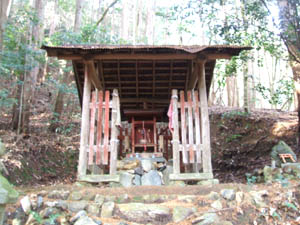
[86,89,120,173]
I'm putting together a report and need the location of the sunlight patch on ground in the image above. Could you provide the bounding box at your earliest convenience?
[272,120,297,137]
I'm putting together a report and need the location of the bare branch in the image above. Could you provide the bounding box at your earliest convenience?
[96,0,119,27]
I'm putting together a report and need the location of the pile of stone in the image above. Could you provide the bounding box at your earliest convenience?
[11,187,244,225]
[248,163,300,184]
[10,184,293,225]
[116,157,173,187]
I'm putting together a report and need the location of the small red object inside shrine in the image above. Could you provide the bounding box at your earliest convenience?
[124,109,164,153]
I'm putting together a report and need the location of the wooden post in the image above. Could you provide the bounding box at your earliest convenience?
[197,60,213,173]
[109,89,119,175]
[78,63,91,177]
[172,89,180,174]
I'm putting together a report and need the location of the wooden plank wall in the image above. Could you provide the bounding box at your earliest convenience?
[171,89,208,173]
[79,87,120,176]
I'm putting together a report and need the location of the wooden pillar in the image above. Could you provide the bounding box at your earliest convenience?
[78,63,91,177]
[197,60,213,173]
[171,89,180,174]
[109,89,119,175]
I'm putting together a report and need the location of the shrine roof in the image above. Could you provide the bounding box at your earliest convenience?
[41,44,251,114]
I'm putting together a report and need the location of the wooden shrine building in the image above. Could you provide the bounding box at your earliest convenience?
[42,45,251,183]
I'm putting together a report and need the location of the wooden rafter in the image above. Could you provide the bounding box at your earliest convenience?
[152,60,155,98]
[168,60,174,98]
[85,60,103,90]
[72,61,83,106]
[185,60,191,93]
[57,53,197,60]
[135,60,139,109]
[98,60,105,90]
[120,98,169,104]
[206,53,232,60]
[117,60,121,97]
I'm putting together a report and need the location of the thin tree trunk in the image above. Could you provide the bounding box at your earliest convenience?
[49,0,82,132]
[74,0,83,32]
[0,0,13,50]
[276,0,300,153]
[241,0,250,112]
[11,73,24,130]
[48,70,71,132]
[22,0,44,133]
[121,0,128,41]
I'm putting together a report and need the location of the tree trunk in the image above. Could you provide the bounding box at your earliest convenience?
[277,0,300,153]
[0,0,13,50]
[121,0,128,40]
[49,0,83,132]
[48,69,71,132]
[240,0,250,112]
[74,0,83,32]
[21,0,44,133]
[11,0,44,134]
[11,73,24,130]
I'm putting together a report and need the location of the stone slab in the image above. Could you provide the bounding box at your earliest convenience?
[169,173,213,181]
[78,175,120,183]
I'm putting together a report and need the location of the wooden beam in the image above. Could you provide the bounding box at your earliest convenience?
[152,60,155,98]
[72,61,83,107]
[99,60,105,90]
[206,53,232,60]
[117,60,121,97]
[185,60,191,92]
[57,53,198,60]
[187,60,199,90]
[120,98,169,104]
[168,60,173,98]
[78,64,91,177]
[198,61,213,173]
[105,80,186,84]
[85,60,103,90]
[171,90,180,174]
[109,89,119,175]
[135,60,139,98]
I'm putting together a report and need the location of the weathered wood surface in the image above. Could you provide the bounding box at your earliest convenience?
[198,60,212,173]
[78,64,91,176]
[96,91,103,164]
[180,91,187,164]
[81,87,121,178]
[172,89,180,174]
[194,90,202,163]
[109,89,119,175]
[187,91,195,163]
[88,91,96,165]
[103,90,110,165]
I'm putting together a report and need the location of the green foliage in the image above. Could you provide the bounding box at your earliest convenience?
[0,89,16,109]
[29,210,43,224]
[271,211,281,220]
[225,134,243,143]
[221,110,249,119]
[274,174,290,187]
[246,173,257,185]
[283,201,298,211]
[255,79,294,108]
[29,210,60,225]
